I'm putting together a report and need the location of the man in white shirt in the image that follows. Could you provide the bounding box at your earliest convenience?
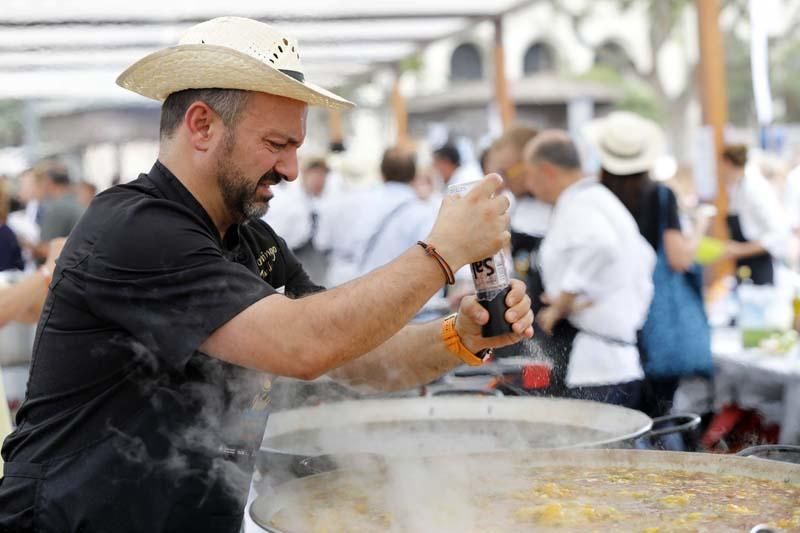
[524,130,655,407]
[263,158,330,283]
[314,184,376,287]
[432,143,481,189]
[357,147,438,276]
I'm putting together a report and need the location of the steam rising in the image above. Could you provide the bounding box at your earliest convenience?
[106,340,273,507]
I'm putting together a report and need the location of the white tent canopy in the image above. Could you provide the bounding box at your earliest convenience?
[1,0,532,100]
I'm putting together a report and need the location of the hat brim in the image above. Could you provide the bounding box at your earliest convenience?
[583,115,665,175]
[116,44,354,110]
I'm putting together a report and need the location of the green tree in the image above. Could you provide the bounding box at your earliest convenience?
[721,1,800,126]
[547,0,697,156]
[769,37,800,122]
[547,0,760,155]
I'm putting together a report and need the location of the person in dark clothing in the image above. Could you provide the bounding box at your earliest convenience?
[33,164,85,262]
[487,125,550,311]
[0,17,533,533]
[0,182,24,271]
[586,111,710,417]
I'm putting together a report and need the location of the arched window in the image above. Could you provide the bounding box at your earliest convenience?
[595,40,634,73]
[523,42,556,75]
[450,43,483,82]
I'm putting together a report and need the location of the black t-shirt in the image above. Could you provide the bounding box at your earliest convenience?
[0,161,323,532]
[637,183,681,251]
[0,224,24,271]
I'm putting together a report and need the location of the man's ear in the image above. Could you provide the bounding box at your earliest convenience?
[184,102,220,153]
[542,161,556,179]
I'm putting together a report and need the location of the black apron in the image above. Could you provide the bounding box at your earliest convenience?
[511,232,578,396]
[494,231,545,360]
[726,214,774,285]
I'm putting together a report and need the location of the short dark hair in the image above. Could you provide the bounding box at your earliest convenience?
[526,130,582,171]
[381,147,417,184]
[45,163,71,186]
[479,147,491,174]
[722,144,748,167]
[433,144,461,167]
[159,88,251,139]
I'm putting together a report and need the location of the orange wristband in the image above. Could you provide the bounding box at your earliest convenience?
[441,314,485,366]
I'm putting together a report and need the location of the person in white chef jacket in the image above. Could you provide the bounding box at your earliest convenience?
[262,158,333,284]
[522,130,655,408]
[719,144,788,285]
[784,161,800,235]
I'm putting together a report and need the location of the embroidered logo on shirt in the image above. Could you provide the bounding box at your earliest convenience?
[256,246,278,279]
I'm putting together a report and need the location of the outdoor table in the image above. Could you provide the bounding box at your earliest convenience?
[712,327,800,444]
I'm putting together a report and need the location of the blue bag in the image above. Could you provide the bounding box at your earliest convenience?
[640,186,713,378]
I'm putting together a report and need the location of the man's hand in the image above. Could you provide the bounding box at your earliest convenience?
[425,174,511,270]
[537,292,592,336]
[455,279,533,353]
[536,304,562,336]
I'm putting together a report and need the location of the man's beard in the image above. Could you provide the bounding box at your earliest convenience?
[216,137,284,222]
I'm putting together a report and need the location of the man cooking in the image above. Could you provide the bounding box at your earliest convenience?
[0,16,533,533]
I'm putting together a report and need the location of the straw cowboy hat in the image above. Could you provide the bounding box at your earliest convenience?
[583,111,665,175]
[117,16,354,110]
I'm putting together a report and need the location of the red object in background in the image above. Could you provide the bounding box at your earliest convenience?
[522,364,550,389]
[702,404,780,453]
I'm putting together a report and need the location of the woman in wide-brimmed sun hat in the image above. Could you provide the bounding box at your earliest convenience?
[584,111,712,421]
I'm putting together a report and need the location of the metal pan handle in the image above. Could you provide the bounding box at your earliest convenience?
[749,525,778,533]
[451,366,505,378]
[737,445,800,463]
[430,388,504,397]
[292,453,388,477]
[644,413,702,439]
[291,454,339,477]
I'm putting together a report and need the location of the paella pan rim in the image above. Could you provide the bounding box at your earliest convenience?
[260,396,656,456]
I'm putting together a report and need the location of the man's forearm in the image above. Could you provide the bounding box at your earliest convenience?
[728,240,768,259]
[287,246,451,377]
[328,319,460,393]
[204,176,515,379]
[203,245,453,379]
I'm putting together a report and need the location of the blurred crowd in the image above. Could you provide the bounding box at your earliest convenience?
[0,162,93,277]
[3,109,800,448]
[261,111,800,447]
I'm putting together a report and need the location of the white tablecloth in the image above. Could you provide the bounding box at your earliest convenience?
[712,327,800,444]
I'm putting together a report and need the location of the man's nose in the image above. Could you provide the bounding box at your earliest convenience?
[275,150,299,182]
